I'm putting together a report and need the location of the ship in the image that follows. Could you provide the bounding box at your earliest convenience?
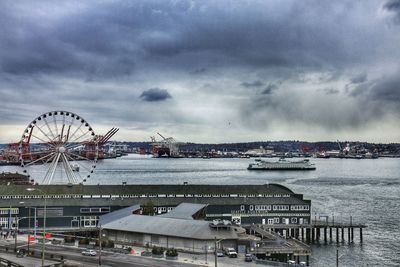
[248,158,316,171]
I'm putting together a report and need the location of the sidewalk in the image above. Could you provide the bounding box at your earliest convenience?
[125,245,260,267]
[9,234,266,267]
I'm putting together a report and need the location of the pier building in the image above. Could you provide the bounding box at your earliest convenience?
[0,183,310,230]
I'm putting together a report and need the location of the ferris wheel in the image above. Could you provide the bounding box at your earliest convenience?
[19,111,99,185]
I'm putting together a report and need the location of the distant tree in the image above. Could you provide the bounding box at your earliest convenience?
[142,200,155,216]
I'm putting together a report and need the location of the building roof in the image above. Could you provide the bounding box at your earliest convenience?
[102,214,238,240]
[160,203,207,220]
[1,183,295,196]
[99,204,140,225]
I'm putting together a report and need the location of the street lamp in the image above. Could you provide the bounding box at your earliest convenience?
[26,188,47,267]
[214,237,225,267]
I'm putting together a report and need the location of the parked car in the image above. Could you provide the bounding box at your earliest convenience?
[288,260,296,265]
[216,250,225,257]
[244,253,253,262]
[16,249,27,258]
[224,248,238,258]
[82,249,97,256]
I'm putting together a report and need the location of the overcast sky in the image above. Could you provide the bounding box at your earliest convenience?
[0,0,400,143]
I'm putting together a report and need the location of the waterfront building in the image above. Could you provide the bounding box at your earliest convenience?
[0,184,311,230]
[101,203,240,252]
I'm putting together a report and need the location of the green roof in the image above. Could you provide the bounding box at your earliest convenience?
[0,183,295,196]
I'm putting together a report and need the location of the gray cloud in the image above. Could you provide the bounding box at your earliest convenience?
[261,84,278,95]
[140,88,172,102]
[351,73,368,84]
[384,0,400,22]
[0,1,399,142]
[241,80,264,88]
[323,88,340,95]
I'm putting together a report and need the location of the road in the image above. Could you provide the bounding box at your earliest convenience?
[28,243,201,267]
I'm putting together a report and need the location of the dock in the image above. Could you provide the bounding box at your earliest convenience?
[248,218,366,245]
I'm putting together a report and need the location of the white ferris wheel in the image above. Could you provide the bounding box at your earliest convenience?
[19,111,99,185]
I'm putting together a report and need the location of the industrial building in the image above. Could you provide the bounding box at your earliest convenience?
[100,203,241,252]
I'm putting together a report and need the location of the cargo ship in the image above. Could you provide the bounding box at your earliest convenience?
[248,158,316,171]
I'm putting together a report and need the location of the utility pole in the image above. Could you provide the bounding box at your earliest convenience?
[14,216,18,253]
[98,226,102,266]
[27,207,31,254]
[214,237,217,267]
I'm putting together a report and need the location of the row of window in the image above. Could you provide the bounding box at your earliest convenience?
[241,205,306,211]
[80,207,111,214]
[0,193,292,199]
[0,208,19,215]
[264,217,309,225]
[154,207,174,213]
[290,205,310,211]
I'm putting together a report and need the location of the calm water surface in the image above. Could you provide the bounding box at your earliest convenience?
[2,155,400,267]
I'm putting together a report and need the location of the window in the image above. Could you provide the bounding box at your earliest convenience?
[291,217,298,223]
[249,205,254,211]
[240,205,245,211]
[273,205,289,211]
[274,217,280,223]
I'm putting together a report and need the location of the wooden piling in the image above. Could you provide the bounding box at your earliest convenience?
[348,227,351,243]
[351,227,354,242]
[336,227,339,243]
[341,227,344,242]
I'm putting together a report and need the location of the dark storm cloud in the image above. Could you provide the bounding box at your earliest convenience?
[189,68,207,75]
[140,88,172,102]
[241,80,264,88]
[350,73,368,84]
[0,1,399,142]
[352,74,400,103]
[322,88,340,95]
[261,84,278,95]
[0,0,385,80]
[384,0,400,22]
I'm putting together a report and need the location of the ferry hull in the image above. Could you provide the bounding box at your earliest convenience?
[248,166,316,171]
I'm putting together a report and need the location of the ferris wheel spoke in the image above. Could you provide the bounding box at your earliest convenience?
[47,153,61,185]
[42,153,60,184]
[44,153,57,164]
[65,125,72,143]
[68,130,91,145]
[60,124,65,143]
[61,154,79,184]
[43,117,57,140]
[24,152,56,167]
[31,133,55,147]
[65,153,84,182]
[67,123,85,144]
[52,115,59,140]
[65,143,85,151]
[66,116,75,143]
[34,124,57,145]
[65,153,92,173]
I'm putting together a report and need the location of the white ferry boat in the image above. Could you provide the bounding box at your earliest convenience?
[248,158,316,171]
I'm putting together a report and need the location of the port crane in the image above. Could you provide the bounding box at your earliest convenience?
[150,133,184,157]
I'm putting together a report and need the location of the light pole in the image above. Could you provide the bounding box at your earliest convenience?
[214,237,225,267]
[26,188,47,267]
[98,224,102,266]
[14,201,25,253]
